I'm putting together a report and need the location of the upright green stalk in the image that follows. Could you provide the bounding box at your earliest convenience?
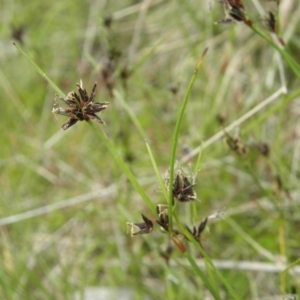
[174,214,241,300]
[89,122,156,215]
[249,25,300,80]
[168,48,208,232]
[184,252,222,300]
[13,42,65,97]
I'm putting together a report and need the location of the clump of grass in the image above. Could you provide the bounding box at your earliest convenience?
[5,0,300,298]
[14,41,237,298]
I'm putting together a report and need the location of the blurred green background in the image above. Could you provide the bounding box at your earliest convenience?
[1,0,300,299]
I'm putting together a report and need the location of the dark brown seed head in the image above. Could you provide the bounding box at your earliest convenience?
[156,204,169,231]
[173,169,197,202]
[126,214,154,236]
[52,82,109,130]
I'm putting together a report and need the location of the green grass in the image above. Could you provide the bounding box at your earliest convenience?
[1,0,300,299]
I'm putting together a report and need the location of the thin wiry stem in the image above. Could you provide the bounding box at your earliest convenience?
[168,48,208,232]
[226,218,276,262]
[250,24,300,79]
[13,42,65,97]
[89,122,156,214]
[276,52,287,93]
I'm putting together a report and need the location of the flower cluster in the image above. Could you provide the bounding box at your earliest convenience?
[217,0,252,26]
[223,128,272,158]
[223,129,248,158]
[52,82,109,130]
[51,82,212,254]
[126,168,218,254]
[126,214,154,237]
[216,0,286,46]
[171,168,197,202]
[263,11,285,46]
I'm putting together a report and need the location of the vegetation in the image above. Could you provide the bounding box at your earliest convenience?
[1,0,300,299]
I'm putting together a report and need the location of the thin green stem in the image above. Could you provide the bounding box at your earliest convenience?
[184,252,222,300]
[249,25,300,79]
[281,257,300,275]
[88,122,156,215]
[145,141,169,202]
[114,90,147,139]
[226,218,275,262]
[168,48,208,232]
[13,42,65,97]
[114,90,169,204]
[131,38,165,74]
[174,214,241,300]
[194,140,204,175]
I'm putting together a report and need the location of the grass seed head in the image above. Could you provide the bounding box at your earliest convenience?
[156,204,169,232]
[223,129,248,157]
[217,0,252,26]
[52,82,109,130]
[103,15,113,28]
[262,11,285,45]
[172,169,197,203]
[126,214,154,237]
[185,218,208,242]
[250,142,270,157]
